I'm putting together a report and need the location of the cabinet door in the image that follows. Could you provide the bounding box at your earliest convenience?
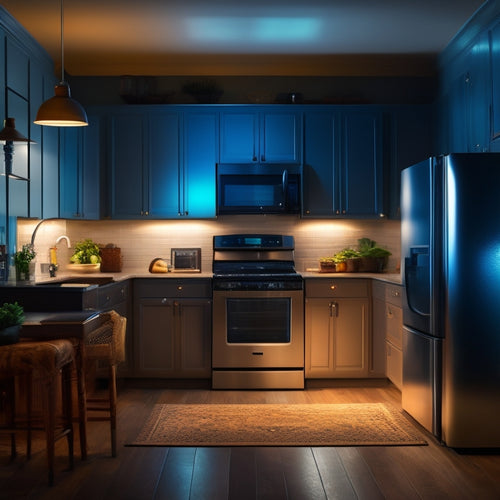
[305,298,335,377]
[306,297,368,378]
[372,296,388,377]
[6,91,29,216]
[183,111,217,218]
[110,114,147,218]
[491,21,500,140]
[465,32,490,152]
[59,128,79,218]
[148,112,181,217]
[80,116,101,219]
[177,299,212,377]
[303,111,337,216]
[387,106,433,219]
[135,297,176,376]
[220,111,258,163]
[331,298,368,376]
[261,111,301,163]
[341,111,383,217]
[59,117,100,219]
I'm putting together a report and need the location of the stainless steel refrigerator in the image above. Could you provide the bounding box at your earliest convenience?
[401,153,500,448]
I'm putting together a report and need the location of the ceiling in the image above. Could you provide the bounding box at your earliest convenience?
[0,0,486,77]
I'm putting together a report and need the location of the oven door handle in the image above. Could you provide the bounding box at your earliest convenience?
[329,301,338,317]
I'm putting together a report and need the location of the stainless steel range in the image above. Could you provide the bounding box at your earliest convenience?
[212,234,304,389]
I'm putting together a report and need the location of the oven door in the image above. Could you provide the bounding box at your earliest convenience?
[212,289,304,369]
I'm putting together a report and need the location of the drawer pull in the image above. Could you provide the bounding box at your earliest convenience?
[177,285,183,291]
[161,297,167,304]
[329,302,338,317]
[330,285,337,291]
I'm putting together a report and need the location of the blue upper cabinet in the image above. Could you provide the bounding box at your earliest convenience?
[109,106,215,220]
[440,29,491,153]
[220,106,301,164]
[182,109,218,218]
[220,111,258,163]
[489,20,500,147]
[303,107,383,218]
[110,109,182,219]
[109,111,147,218]
[59,115,101,219]
[147,111,182,218]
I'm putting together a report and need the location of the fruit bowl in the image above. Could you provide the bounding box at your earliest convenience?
[68,263,101,273]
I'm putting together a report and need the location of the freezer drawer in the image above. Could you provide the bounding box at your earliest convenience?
[402,326,441,438]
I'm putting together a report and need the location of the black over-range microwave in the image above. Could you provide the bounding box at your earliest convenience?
[216,164,301,215]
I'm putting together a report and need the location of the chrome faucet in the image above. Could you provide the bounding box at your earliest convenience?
[49,236,71,277]
[55,235,71,248]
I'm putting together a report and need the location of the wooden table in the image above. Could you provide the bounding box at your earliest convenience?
[21,310,105,460]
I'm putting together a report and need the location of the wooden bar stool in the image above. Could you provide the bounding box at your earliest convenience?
[0,339,75,486]
[84,310,126,457]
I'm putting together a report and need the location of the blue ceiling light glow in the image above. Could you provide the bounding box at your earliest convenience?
[187,17,320,46]
[255,18,319,42]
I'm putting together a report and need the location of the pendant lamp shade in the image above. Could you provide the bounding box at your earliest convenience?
[34,82,88,127]
[0,117,32,142]
[34,0,88,127]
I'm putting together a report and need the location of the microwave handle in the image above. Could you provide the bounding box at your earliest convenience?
[282,169,288,207]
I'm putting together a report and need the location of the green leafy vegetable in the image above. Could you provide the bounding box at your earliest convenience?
[70,239,102,264]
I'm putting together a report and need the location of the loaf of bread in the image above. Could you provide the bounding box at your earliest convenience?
[149,258,169,273]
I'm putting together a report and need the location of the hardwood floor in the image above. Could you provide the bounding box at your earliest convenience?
[1,381,500,499]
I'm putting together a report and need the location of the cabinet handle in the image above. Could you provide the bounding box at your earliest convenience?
[329,302,338,317]
[330,285,337,291]
[177,285,183,291]
[386,306,393,319]
[161,297,167,304]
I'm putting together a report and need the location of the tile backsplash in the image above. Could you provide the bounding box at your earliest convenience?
[16,216,400,280]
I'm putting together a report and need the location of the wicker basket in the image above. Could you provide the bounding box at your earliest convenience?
[100,247,122,272]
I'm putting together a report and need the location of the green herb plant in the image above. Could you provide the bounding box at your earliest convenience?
[0,301,24,330]
[14,244,36,278]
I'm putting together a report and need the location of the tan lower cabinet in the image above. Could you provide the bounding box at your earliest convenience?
[372,280,403,389]
[305,279,370,378]
[133,279,212,378]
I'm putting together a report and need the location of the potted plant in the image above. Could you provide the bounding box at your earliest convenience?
[357,238,391,272]
[319,257,336,273]
[0,301,24,345]
[335,248,362,272]
[182,79,223,103]
[14,243,36,282]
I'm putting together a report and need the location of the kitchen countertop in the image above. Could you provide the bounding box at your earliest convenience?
[300,271,402,284]
[1,270,401,287]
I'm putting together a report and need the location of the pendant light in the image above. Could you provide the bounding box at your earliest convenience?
[0,117,33,180]
[34,0,88,127]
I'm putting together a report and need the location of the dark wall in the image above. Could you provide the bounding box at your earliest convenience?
[69,75,437,107]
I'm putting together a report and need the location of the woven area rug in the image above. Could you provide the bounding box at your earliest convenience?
[127,403,427,447]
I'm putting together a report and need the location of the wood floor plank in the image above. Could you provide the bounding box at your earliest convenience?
[254,447,289,500]
[312,447,358,500]
[336,447,385,499]
[154,447,197,500]
[355,447,422,500]
[228,447,257,500]
[190,447,231,499]
[278,447,327,499]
